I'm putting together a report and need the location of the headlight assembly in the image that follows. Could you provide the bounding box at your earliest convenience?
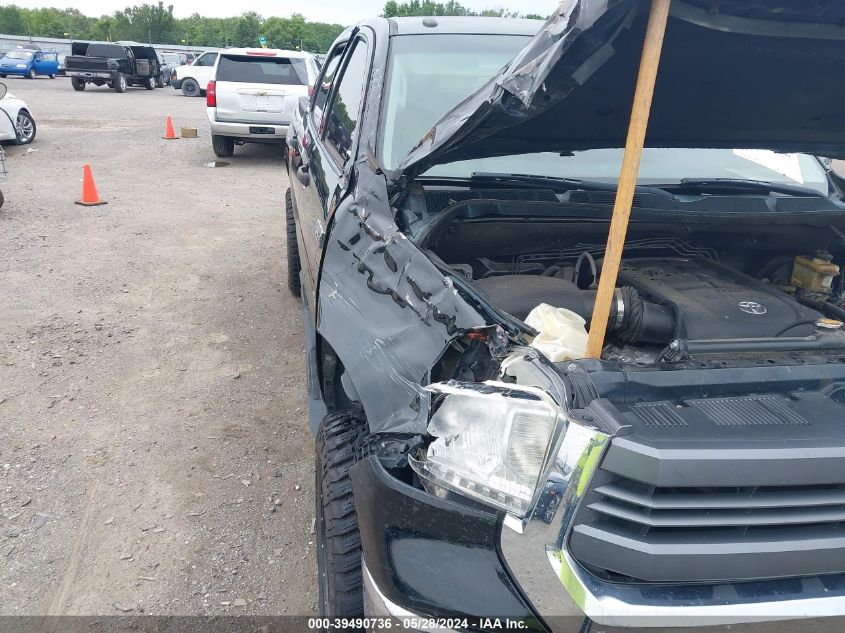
[409,381,564,517]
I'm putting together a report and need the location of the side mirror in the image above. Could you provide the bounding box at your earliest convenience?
[0,83,7,100]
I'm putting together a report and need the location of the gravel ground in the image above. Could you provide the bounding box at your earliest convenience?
[0,77,316,616]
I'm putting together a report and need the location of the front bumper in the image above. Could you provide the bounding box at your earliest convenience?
[352,435,845,633]
[206,108,288,141]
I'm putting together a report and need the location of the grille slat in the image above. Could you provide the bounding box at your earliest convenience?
[587,499,845,528]
[594,480,845,510]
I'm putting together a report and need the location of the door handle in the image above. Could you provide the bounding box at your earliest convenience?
[296,164,310,187]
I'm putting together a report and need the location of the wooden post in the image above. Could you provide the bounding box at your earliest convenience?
[585,0,672,358]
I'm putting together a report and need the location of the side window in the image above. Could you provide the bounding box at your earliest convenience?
[324,40,368,166]
[195,53,214,67]
[312,44,345,128]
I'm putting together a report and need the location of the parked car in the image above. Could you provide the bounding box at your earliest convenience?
[0,82,36,145]
[0,49,59,79]
[65,42,161,92]
[170,50,217,97]
[286,7,845,631]
[206,48,318,157]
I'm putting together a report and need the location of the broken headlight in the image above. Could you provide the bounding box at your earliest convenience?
[409,381,563,517]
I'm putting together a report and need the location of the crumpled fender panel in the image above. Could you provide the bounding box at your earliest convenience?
[317,166,488,434]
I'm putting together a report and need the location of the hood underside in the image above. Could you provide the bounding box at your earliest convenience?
[399,0,845,178]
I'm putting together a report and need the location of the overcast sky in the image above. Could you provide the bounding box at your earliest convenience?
[13,0,559,26]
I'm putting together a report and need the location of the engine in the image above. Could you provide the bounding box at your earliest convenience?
[471,257,825,348]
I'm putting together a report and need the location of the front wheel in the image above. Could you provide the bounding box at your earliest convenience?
[0,190,4,208]
[71,77,86,91]
[27,67,36,79]
[145,76,155,90]
[0,74,6,78]
[211,134,235,158]
[285,188,302,297]
[113,73,126,93]
[181,78,199,97]
[49,74,55,79]
[14,110,36,145]
[316,410,366,621]
[155,73,164,88]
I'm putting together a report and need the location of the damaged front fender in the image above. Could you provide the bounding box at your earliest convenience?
[317,166,508,434]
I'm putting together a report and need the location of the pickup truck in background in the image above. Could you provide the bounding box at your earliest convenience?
[65,42,161,93]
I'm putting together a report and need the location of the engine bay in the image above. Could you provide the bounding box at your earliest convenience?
[410,193,845,364]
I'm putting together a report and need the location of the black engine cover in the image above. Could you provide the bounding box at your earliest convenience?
[616,258,821,340]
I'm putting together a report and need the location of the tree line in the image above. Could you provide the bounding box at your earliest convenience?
[0,3,344,52]
[0,1,544,53]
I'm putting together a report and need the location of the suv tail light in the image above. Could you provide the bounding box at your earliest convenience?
[206,80,216,107]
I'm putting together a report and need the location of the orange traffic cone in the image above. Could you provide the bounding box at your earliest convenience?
[163,114,178,140]
[75,164,106,206]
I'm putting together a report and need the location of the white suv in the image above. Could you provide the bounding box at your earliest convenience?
[206,48,318,157]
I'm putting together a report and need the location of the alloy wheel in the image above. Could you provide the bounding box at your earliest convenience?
[16,112,34,143]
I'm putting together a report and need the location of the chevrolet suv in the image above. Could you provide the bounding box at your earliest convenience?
[285,5,845,632]
[206,48,318,157]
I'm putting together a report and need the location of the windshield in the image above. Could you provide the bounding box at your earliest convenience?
[422,149,831,194]
[161,53,181,64]
[380,33,532,169]
[6,50,33,60]
[217,55,309,85]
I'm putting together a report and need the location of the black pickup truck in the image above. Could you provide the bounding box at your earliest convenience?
[65,42,160,92]
[286,6,845,632]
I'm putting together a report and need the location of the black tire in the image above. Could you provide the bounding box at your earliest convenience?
[156,73,164,88]
[316,409,366,621]
[181,78,200,97]
[0,190,4,208]
[13,110,36,145]
[0,74,6,78]
[113,73,126,93]
[71,77,86,91]
[145,75,155,90]
[211,134,234,158]
[49,74,55,79]
[285,188,302,297]
[543,497,560,524]
[27,67,36,80]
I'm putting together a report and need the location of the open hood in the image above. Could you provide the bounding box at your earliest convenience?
[398,0,845,179]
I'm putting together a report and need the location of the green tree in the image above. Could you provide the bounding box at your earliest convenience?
[0,5,29,36]
[0,4,345,53]
[381,0,543,18]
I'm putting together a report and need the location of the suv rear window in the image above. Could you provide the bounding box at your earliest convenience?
[217,55,309,85]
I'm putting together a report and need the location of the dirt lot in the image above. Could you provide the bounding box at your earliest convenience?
[0,77,316,616]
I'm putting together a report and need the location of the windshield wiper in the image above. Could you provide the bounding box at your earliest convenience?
[469,172,585,190]
[672,178,829,198]
[467,172,675,200]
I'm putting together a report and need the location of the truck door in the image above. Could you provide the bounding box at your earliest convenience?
[293,32,371,321]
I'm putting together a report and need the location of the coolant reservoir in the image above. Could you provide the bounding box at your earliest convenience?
[524,303,588,362]
[791,252,840,294]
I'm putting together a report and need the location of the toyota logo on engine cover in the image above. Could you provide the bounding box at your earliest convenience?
[738,301,768,315]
